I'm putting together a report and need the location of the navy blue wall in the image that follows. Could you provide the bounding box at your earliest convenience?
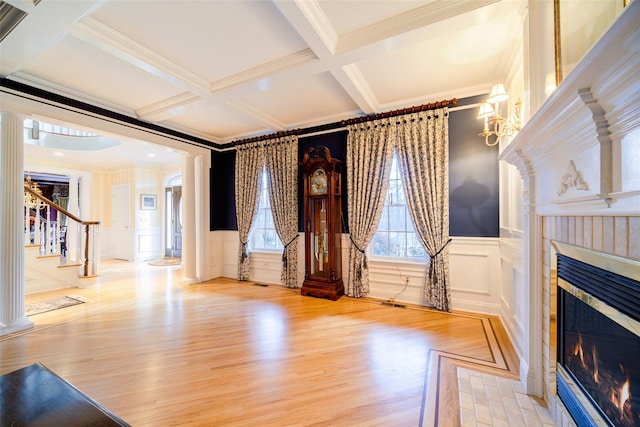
[210,150,237,230]
[210,95,498,237]
[448,95,499,237]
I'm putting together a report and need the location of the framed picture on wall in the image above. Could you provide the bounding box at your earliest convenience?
[141,194,157,210]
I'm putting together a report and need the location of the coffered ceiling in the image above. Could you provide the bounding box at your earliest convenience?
[1,0,525,160]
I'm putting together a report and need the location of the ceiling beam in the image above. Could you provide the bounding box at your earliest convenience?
[273,0,377,114]
[335,0,501,54]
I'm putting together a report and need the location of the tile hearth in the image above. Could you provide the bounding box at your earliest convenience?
[457,367,555,427]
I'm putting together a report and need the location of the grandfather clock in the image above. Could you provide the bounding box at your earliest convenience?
[300,146,344,300]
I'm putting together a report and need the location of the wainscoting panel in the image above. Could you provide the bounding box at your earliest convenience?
[249,252,284,285]
[218,231,239,279]
[367,259,426,304]
[499,238,526,360]
[450,252,491,295]
[100,226,112,260]
[210,234,504,316]
[136,227,160,261]
[208,231,224,278]
[449,238,501,314]
[368,238,502,314]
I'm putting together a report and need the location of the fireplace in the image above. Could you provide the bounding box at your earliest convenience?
[553,241,640,427]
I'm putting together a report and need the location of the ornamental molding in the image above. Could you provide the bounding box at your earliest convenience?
[557,160,589,196]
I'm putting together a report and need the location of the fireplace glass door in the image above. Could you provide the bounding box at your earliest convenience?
[559,288,639,426]
[554,242,640,427]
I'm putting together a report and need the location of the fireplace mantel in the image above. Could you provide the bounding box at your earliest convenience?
[500,0,640,216]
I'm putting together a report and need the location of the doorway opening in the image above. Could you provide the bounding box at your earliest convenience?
[165,185,182,258]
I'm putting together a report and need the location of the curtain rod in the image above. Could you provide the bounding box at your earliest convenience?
[231,97,458,147]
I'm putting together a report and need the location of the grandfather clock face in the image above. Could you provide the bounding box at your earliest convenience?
[310,169,328,196]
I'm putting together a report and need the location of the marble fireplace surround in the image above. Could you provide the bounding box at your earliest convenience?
[500,1,640,424]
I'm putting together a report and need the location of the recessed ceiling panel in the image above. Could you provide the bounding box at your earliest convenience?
[21,35,185,110]
[319,0,430,34]
[164,98,271,141]
[356,3,521,105]
[91,0,309,82]
[239,71,360,127]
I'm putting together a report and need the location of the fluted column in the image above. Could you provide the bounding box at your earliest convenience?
[194,154,204,281]
[181,153,197,283]
[1,111,34,335]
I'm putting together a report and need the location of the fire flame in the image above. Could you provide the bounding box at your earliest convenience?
[570,335,633,423]
[592,345,599,383]
[610,377,631,421]
[619,378,630,420]
[573,332,586,368]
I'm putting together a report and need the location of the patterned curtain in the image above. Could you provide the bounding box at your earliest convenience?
[235,142,263,281]
[264,136,299,288]
[394,109,452,311]
[346,120,395,297]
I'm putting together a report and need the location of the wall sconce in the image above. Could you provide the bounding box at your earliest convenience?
[478,84,521,146]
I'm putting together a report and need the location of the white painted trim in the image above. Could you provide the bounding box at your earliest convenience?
[136,92,201,122]
[211,49,317,94]
[72,16,210,96]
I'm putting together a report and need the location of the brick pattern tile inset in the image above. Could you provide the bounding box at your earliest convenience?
[457,368,557,427]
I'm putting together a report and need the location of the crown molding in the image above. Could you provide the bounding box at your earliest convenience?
[210,48,317,95]
[136,92,201,122]
[72,17,210,96]
[151,120,224,146]
[1,77,223,150]
[9,72,135,117]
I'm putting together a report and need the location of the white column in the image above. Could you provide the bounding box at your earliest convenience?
[1,111,34,335]
[194,154,204,281]
[66,174,80,262]
[181,153,197,283]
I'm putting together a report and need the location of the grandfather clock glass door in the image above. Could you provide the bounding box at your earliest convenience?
[310,197,329,278]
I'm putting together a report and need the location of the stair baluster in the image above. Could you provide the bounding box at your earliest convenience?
[24,185,100,278]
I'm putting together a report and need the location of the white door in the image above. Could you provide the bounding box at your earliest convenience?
[111,184,133,260]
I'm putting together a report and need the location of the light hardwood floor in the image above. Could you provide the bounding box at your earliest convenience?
[1,260,519,426]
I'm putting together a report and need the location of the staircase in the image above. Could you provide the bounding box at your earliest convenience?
[24,185,101,294]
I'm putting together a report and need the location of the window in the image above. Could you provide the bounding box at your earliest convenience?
[370,153,425,260]
[249,169,283,252]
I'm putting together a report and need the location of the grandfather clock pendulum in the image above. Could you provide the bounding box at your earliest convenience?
[300,146,344,300]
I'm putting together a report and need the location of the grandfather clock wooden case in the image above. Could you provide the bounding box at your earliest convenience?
[300,146,344,300]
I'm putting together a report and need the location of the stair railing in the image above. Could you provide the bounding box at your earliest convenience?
[24,185,101,278]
